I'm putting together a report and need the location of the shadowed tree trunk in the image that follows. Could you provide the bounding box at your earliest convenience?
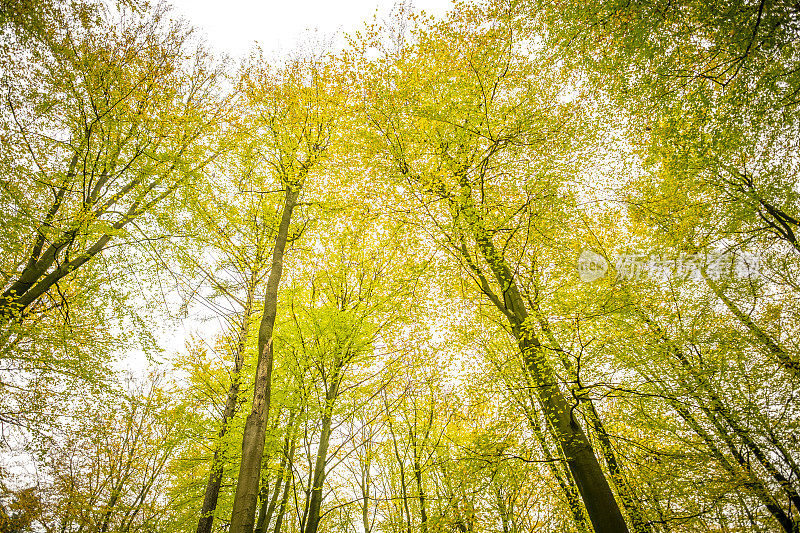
[385,393,413,533]
[516,378,591,532]
[704,274,800,378]
[409,404,432,533]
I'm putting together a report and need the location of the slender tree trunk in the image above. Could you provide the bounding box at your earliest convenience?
[497,358,590,532]
[704,274,799,377]
[303,367,342,533]
[640,310,800,521]
[584,402,652,533]
[495,486,510,533]
[256,409,298,533]
[514,303,628,533]
[386,406,412,533]
[410,428,428,533]
[412,450,428,533]
[273,436,297,533]
[627,339,792,531]
[669,398,795,532]
[254,479,270,533]
[197,280,257,533]
[536,311,652,533]
[230,185,300,533]
[768,429,800,483]
[360,452,371,533]
[519,376,591,533]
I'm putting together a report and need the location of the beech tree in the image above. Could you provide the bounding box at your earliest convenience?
[228,55,345,533]
[355,4,630,532]
[4,1,800,532]
[0,1,227,431]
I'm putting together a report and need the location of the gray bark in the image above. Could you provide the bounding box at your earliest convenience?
[230,185,300,533]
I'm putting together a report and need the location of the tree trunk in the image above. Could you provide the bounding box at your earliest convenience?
[386,404,413,533]
[412,448,428,533]
[639,310,800,527]
[360,451,371,533]
[451,177,629,533]
[516,382,591,532]
[410,425,428,533]
[669,399,795,532]
[303,366,342,533]
[197,279,257,533]
[704,274,799,377]
[230,185,300,533]
[536,310,651,533]
[254,478,270,533]
[255,409,298,533]
[517,330,625,533]
[273,436,297,533]
[495,485,510,533]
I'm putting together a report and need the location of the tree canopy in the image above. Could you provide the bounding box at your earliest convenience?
[1,1,799,532]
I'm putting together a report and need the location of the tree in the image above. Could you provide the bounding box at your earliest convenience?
[37,372,191,532]
[229,55,344,533]
[0,1,227,431]
[355,3,630,531]
[169,141,281,533]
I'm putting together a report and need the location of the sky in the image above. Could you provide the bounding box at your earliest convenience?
[166,0,455,59]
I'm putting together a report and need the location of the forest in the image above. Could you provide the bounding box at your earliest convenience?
[1,0,799,532]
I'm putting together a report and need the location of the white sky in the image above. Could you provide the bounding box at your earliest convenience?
[166,0,455,59]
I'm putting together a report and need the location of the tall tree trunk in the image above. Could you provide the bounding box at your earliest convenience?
[451,177,630,533]
[515,293,627,533]
[360,451,371,533]
[197,279,257,533]
[255,409,298,533]
[495,485,510,533]
[230,185,300,533]
[669,398,795,532]
[303,366,342,533]
[409,409,431,533]
[704,274,799,377]
[517,381,591,532]
[496,357,591,531]
[385,399,413,533]
[536,310,652,533]
[253,479,270,533]
[411,442,428,533]
[638,309,800,523]
[584,402,652,533]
